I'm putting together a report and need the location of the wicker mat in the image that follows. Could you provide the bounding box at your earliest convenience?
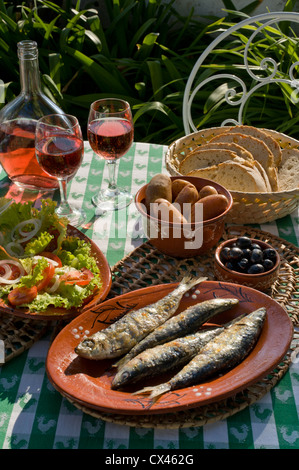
[0,314,49,363]
[1,225,299,427]
[66,225,299,428]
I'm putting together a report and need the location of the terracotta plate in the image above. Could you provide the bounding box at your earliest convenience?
[46,280,293,415]
[0,226,112,321]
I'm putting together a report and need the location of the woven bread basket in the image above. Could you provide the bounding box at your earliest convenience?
[165,127,299,224]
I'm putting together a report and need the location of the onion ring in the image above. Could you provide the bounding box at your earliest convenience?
[33,255,59,267]
[0,263,12,279]
[0,259,25,284]
[6,242,25,258]
[0,199,12,215]
[46,275,61,293]
[12,218,42,243]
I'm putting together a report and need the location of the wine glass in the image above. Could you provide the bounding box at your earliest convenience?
[35,114,86,227]
[87,98,134,212]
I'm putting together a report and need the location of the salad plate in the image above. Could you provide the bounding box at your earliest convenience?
[0,199,112,320]
[46,280,293,415]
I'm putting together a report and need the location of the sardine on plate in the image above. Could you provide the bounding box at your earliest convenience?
[75,276,206,360]
[134,307,266,399]
[115,297,239,370]
[111,327,224,389]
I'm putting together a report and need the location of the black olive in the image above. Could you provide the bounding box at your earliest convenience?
[236,236,252,248]
[263,248,277,261]
[237,258,250,271]
[263,259,274,271]
[220,246,231,261]
[225,261,236,271]
[248,264,265,274]
[250,248,263,263]
[251,243,261,251]
[241,248,251,259]
[229,247,243,260]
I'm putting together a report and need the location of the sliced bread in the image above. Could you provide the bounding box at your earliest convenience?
[277,148,299,190]
[252,160,272,192]
[189,141,255,162]
[179,148,250,174]
[208,132,278,191]
[187,160,269,192]
[223,125,282,167]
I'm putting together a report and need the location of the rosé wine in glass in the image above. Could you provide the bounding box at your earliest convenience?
[87,99,134,212]
[35,114,86,227]
[35,135,83,178]
[88,118,133,161]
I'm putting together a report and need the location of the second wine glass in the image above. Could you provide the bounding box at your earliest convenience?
[35,114,86,227]
[87,98,134,212]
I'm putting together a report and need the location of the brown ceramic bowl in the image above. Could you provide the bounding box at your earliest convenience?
[214,238,280,291]
[135,176,233,258]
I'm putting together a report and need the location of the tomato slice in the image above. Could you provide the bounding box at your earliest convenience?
[36,262,55,292]
[39,252,62,267]
[8,285,38,306]
[60,268,94,286]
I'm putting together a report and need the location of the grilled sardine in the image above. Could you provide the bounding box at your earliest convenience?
[111,327,224,389]
[75,276,206,360]
[134,307,266,399]
[115,297,239,370]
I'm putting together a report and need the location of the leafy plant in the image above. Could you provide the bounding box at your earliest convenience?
[0,0,298,144]
[186,8,299,138]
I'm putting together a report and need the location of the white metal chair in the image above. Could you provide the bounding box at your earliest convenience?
[183,11,299,135]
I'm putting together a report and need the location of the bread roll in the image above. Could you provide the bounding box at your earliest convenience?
[174,183,199,207]
[172,179,192,200]
[190,194,229,222]
[145,174,172,209]
[151,198,187,223]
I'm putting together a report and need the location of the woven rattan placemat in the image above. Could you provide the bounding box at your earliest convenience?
[0,314,49,363]
[1,226,298,426]
[64,225,299,428]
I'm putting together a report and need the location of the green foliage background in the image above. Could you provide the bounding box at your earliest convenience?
[0,0,298,143]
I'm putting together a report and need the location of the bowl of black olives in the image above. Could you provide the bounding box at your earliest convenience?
[214,236,280,291]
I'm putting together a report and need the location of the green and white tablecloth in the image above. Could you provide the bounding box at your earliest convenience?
[0,142,298,451]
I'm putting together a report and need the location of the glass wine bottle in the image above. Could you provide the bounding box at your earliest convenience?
[0,40,65,191]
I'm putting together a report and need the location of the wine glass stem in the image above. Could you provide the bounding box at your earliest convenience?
[107,160,117,192]
[58,178,73,214]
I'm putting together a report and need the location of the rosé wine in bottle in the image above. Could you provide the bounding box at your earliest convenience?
[0,41,65,191]
[0,118,58,189]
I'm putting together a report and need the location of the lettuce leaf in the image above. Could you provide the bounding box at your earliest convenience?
[59,237,100,273]
[37,199,68,252]
[24,232,54,257]
[0,198,68,255]
[0,199,103,312]
[0,198,33,245]
[21,275,101,312]
[19,257,49,288]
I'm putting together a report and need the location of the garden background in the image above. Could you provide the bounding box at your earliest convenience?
[0,0,299,143]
